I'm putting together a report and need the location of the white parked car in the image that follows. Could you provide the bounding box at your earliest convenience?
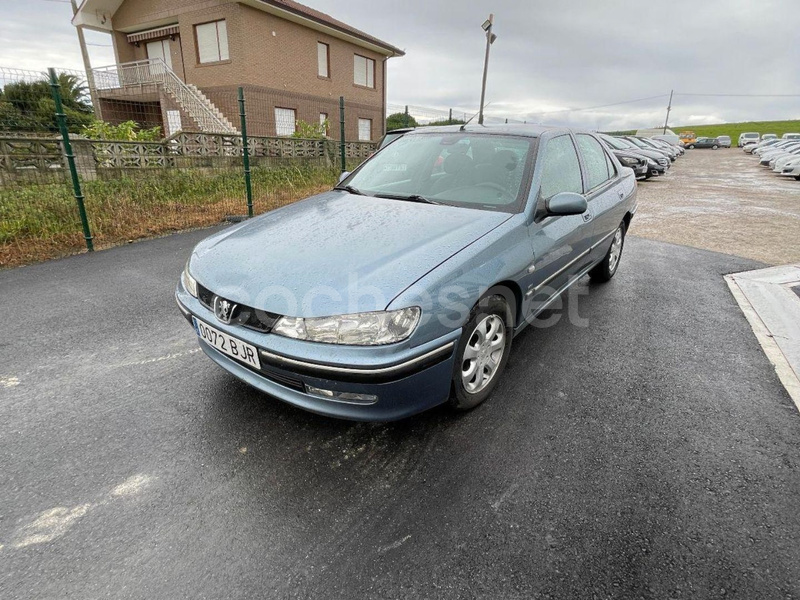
[777,157,800,180]
[781,133,800,140]
[738,132,760,147]
[761,134,778,141]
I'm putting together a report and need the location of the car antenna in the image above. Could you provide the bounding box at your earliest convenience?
[460,102,492,131]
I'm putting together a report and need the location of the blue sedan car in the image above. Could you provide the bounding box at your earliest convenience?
[176,125,637,421]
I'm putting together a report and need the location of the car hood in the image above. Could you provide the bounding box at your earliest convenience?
[624,147,667,161]
[190,191,512,317]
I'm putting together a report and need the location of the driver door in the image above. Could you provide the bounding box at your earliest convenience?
[523,134,593,320]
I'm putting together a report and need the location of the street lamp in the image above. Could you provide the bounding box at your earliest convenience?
[478,14,496,126]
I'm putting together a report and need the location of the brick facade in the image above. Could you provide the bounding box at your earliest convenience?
[101,0,399,140]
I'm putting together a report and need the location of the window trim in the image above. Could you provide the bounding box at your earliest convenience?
[353,54,376,89]
[534,133,585,221]
[194,19,229,65]
[317,41,330,79]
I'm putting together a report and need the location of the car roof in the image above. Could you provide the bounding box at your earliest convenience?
[403,124,578,139]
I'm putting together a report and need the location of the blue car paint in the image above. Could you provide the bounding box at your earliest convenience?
[177,125,637,421]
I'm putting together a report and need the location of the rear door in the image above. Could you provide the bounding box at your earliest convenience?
[524,134,593,317]
[574,134,628,261]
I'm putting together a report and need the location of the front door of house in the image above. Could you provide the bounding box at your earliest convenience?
[146,39,172,70]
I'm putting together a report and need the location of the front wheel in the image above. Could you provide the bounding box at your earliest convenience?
[589,223,626,283]
[688,144,695,149]
[450,295,513,411]
[712,145,718,150]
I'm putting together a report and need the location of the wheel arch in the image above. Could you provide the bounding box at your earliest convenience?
[480,281,521,329]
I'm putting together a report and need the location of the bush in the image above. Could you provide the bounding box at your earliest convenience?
[386,112,418,131]
[80,120,162,141]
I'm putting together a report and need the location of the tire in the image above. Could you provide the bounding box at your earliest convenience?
[450,294,513,411]
[589,222,626,283]
[795,175,800,181]
[688,144,695,149]
[712,145,718,150]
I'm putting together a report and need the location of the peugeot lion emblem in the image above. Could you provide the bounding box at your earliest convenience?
[214,296,237,324]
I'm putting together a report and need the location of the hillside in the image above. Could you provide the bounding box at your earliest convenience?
[668,120,800,141]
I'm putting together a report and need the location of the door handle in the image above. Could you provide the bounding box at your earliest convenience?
[617,189,624,199]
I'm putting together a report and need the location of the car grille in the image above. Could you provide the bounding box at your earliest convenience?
[197,283,281,333]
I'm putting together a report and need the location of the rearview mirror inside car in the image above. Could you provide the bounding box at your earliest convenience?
[546,192,588,216]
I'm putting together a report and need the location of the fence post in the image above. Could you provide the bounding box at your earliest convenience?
[339,96,346,173]
[404,105,409,128]
[237,87,253,218]
[49,67,93,252]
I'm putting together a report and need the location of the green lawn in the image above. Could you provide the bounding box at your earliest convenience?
[668,120,800,142]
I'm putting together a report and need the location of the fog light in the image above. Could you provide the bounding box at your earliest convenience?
[305,384,378,405]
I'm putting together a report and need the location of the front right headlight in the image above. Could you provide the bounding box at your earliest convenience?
[181,262,198,298]
[272,307,421,346]
[619,156,639,166]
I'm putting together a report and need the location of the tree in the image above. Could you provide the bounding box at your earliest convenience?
[386,111,418,132]
[0,72,93,133]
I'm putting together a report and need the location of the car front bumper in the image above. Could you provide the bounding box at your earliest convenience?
[176,285,460,421]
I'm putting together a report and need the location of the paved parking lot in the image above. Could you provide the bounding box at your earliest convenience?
[632,148,800,265]
[2,219,800,598]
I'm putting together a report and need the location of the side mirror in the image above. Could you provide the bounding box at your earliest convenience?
[337,171,351,185]
[546,192,587,216]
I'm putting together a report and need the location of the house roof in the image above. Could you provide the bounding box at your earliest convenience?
[257,0,405,56]
[73,0,404,57]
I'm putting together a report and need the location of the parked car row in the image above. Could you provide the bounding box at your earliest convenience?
[745,137,800,181]
[739,131,800,148]
[597,134,684,180]
[685,136,731,149]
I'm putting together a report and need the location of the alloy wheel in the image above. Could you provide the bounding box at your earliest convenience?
[609,227,623,272]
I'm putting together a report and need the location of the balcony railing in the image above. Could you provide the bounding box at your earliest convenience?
[90,58,236,134]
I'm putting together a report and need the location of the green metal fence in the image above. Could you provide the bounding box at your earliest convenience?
[0,66,376,268]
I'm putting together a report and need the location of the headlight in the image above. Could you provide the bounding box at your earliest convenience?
[182,263,198,297]
[646,158,657,166]
[272,307,421,346]
[619,156,639,166]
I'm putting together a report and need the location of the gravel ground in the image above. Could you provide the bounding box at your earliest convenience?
[631,148,800,265]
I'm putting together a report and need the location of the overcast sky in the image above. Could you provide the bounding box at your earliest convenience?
[2,0,798,129]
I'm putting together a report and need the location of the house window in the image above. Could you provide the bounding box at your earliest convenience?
[317,42,329,78]
[275,107,296,136]
[358,118,372,141]
[354,54,375,88]
[319,113,328,134]
[195,20,229,64]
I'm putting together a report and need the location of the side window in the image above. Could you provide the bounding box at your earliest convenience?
[538,135,583,201]
[576,134,612,190]
[605,150,617,178]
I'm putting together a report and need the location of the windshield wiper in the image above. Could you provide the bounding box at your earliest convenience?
[334,185,365,195]
[374,193,440,205]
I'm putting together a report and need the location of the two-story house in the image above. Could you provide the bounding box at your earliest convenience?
[73,0,404,141]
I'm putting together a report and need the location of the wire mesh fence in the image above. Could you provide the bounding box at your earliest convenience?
[1,64,381,268]
[387,102,529,128]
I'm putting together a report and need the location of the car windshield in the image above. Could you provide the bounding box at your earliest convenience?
[340,132,536,212]
[600,135,632,150]
[378,132,405,150]
[625,137,649,148]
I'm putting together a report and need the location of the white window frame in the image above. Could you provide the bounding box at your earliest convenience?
[358,118,372,142]
[146,39,172,70]
[275,107,296,136]
[353,54,375,88]
[317,42,329,78]
[195,20,229,64]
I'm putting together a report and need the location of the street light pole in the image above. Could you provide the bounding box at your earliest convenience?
[478,14,495,126]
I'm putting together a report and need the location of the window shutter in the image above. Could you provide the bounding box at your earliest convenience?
[317,43,328,77]
[358,118,371,141]
[354,55,367,86]
[217,20,229,61]
[196,23,219,63]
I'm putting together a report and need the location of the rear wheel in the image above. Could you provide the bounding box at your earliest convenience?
[688,144,695,149]
[450,295,513,411]
[712,144,719,150]
[589,222,626,283]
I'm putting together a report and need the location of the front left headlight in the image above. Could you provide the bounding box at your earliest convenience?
[619,156,639,166]
[182,262,198,297]
[272,307,421,346]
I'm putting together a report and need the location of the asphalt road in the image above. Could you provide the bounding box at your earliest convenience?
[1,229,799,600]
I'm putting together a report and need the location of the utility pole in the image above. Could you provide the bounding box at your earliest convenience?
[478,14,496,126]
[70,0,102,121]
[663,89,673,134]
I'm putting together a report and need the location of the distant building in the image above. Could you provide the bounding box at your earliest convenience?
[636,128,676,137]
[73,0,404,140]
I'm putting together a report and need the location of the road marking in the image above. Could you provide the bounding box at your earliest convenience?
[111,474,151,497]
[726,273,800,413]
[12,504,93,548]
[378,535,411,554]
[491,482,520,510]
[117,348,200,368]
[0,376,20,388]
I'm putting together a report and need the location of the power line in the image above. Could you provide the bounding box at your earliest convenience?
[675,92,800,98]
[523,94,670,117]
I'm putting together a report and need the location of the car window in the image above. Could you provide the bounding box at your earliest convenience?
[538,135,583,201]
[576,134,612,190]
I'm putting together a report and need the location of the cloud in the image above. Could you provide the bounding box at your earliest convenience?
[1,0,797,130]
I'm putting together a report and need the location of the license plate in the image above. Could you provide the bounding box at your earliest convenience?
[193,318,261,370]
